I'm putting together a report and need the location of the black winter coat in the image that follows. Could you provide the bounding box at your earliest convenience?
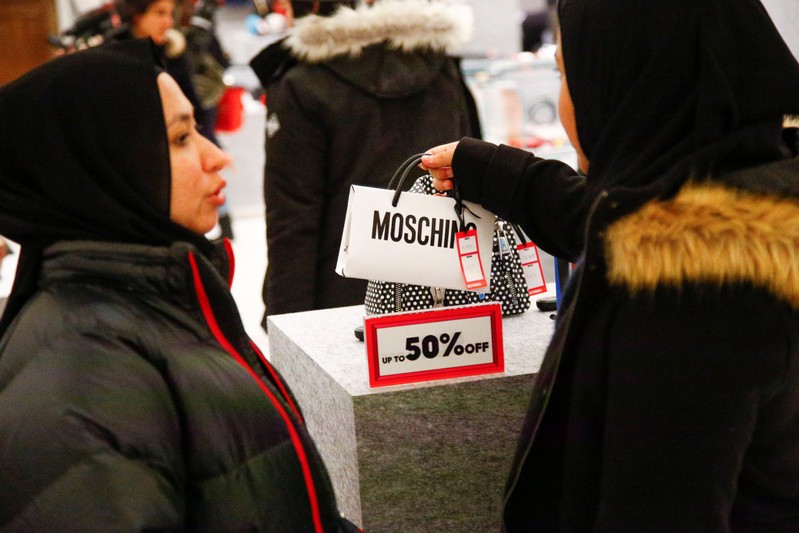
[0,241,357,532]
[453,138,799,532]
[249,1,480,321]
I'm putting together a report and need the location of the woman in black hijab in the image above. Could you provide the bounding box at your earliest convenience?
[0,40,358,532]
[423,0,799,530]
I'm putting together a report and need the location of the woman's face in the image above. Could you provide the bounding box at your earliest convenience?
[132,0,175,45]
[157,73,230,235]
[555,34,590,174]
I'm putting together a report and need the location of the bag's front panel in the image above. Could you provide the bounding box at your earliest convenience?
[363,177,532,316]
[338,185,495,291]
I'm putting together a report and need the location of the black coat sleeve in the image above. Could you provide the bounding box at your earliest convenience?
[452,137,589,261]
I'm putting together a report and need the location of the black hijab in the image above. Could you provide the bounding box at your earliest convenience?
[558,0,799,192]
[0,39,215,336]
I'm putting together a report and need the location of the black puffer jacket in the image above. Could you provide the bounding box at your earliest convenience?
[0,240,357,532]
[453,138,799,532]
[250,0,480,322]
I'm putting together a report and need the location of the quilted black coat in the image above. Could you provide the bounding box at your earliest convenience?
[0,240,357,532]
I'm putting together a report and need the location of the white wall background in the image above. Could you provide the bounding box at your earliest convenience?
[761,0,799,60]
[461,0,523,56]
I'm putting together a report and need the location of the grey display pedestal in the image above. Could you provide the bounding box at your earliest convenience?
[268,297,556,532]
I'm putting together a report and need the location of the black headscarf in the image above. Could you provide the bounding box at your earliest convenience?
[558,0,799,192]
[0,39,215,336]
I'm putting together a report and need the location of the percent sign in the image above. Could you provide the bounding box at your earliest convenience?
[440,332,462,356]
[405,332,462,361]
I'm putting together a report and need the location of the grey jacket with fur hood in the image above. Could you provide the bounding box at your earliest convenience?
[250,0,480,321]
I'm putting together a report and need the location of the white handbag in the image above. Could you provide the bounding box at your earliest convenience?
[335,154,496,292]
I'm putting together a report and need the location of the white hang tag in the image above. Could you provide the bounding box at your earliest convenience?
[456,229,488,290]
[517,241,547,295]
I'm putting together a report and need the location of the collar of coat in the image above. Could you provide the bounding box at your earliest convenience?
[284,0,473,63]
[605,182,799,308]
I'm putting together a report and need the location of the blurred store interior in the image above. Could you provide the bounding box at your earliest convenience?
[1,0,798,349]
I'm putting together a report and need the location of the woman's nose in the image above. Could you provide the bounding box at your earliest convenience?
[202,137,232,173]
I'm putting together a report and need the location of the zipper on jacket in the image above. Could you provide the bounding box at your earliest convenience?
[187,251,324,533]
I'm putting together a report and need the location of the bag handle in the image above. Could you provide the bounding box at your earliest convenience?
[387,153,429,207]
[387,153,428,190]
[386,153,481,230]
[511,223,532,245]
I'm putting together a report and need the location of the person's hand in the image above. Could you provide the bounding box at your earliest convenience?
[420,141,459,192]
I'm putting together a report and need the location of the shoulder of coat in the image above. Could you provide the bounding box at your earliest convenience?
[605,182,799,307]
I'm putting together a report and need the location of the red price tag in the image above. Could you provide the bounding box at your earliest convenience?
[456,229,487,290]
[517,241,547,296]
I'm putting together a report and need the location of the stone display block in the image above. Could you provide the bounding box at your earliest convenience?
[268,300,556,532]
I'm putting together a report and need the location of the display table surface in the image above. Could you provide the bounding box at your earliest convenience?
[268,294,557,532]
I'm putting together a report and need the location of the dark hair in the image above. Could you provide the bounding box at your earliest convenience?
[292,0,355,19]
[116,0,163,22]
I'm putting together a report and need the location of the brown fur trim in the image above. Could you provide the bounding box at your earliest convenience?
[605,183,799,307]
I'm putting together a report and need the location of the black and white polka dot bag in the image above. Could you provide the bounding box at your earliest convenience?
[364,176,531,316]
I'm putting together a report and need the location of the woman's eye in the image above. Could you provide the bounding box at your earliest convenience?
[175,132,190,146]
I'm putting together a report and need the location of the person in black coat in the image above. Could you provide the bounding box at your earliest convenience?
[114,0,208,138]
[0,39,359,532]
[422,0,799,530]
[249,0,480,326]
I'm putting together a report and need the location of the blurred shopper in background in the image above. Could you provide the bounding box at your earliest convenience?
[422,0,799,530]
[114,0,205,122]
[0,40,358,532]
[520,0,557,53]
[250,0,480,327]
[114,0,234,239]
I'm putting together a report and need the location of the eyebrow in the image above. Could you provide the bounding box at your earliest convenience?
[167,112,194,128]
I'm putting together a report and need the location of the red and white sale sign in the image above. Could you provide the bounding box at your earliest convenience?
[363,303,504,388]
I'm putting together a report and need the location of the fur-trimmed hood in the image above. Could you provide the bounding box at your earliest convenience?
[285,0,473,63]
[606,182,799,308]
[250,0,474,98]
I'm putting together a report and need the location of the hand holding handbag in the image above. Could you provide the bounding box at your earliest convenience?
[335,154,496,291]
[364,175,533,316]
